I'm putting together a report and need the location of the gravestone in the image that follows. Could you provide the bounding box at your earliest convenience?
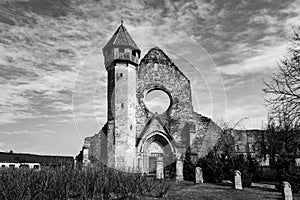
[195,167,203,183]
[176,159,183,181]
[282,181,293,200]
[82,143,90,167]
[234,170,242,190]
[156,156,164,179]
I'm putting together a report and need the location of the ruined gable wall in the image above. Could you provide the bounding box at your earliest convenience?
[136,47,223,159]
[136,48,193,150]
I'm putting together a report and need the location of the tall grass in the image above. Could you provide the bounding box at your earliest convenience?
[0,165,173,200]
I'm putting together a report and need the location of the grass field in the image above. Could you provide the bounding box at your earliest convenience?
[1,167,300,200]
[146,181,300,200]
[0,167,172,199]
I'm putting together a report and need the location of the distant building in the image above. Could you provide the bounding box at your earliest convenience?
[226,129,300,167]
[224,129,265,156]
[0,152,74,168]
[0,162,41,170]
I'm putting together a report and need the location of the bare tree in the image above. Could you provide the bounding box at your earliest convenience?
[263,27,300,127]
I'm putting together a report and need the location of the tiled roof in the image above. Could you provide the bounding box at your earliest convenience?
[103,24,140,50]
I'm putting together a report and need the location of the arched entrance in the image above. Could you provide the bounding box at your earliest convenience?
[137,131,176,176]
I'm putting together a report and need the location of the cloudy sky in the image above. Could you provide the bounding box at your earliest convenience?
[0,0,299,156]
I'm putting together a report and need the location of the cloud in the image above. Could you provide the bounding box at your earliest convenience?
[223,95,267,129]
[0,129,55,135]
[0,0,300,155]
[281,0,300,31]
[219,44,287,75]
[0,142,4,151]
[3,0,287,126]
[0,69,77,124]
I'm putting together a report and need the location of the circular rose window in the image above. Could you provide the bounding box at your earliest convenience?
[144,90,171,114]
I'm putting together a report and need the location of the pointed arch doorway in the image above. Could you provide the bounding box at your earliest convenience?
[137,131,176,176]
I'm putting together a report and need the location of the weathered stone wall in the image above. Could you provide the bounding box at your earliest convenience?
[224,129,265,155]
[136,47,222,160]
[83,123,107,164]
[82,47,223,170]
[114,62,137,169]
[106,66,115,167]
[190,114,223,158]
[136,47,193,150]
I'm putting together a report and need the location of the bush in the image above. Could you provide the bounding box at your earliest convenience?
[0,165,174,199]
[232,155,252,187]
[223,154,259,187]
[183,149,195,181]
[256,166,277,182]
[196,147,259,187]
[275,154,300,193]
[197,150,224,183]
[248,155,260,182]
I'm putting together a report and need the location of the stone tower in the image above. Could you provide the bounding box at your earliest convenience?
[102,22,141,170]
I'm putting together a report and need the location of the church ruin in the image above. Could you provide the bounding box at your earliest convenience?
[81,22,222,180]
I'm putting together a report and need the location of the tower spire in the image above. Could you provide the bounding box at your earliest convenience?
[121,18,123,26]
[102,23,141,68]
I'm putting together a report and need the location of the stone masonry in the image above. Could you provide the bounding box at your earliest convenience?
[81,23,223,179]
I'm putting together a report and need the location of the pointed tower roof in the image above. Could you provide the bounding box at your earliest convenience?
[103,22,140,51]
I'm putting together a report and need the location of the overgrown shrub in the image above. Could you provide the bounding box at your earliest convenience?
[226,154,259,187]
[196,148,259,187]
[197,150,224,183]
[183,148,195,181]
[0,165,174,199]
[275,153,300,193]
[259,115,300,193]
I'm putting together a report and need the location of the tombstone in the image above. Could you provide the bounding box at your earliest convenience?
[282,181,293,200]
[234,170,242,190]
[156,156,164,179]
[195,167,203,183]
[82,143,90,167]
[176,159,183,181]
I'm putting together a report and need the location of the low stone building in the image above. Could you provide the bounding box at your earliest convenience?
[226,129,265,156]
[80,22,223,179]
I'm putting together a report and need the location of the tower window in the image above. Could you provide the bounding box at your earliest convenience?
[114,48,119,58]
[154,63,158,71]
[120,73,123,77]
[130,125,132,130]
[121,103,124,109]
[236,145,240,152]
